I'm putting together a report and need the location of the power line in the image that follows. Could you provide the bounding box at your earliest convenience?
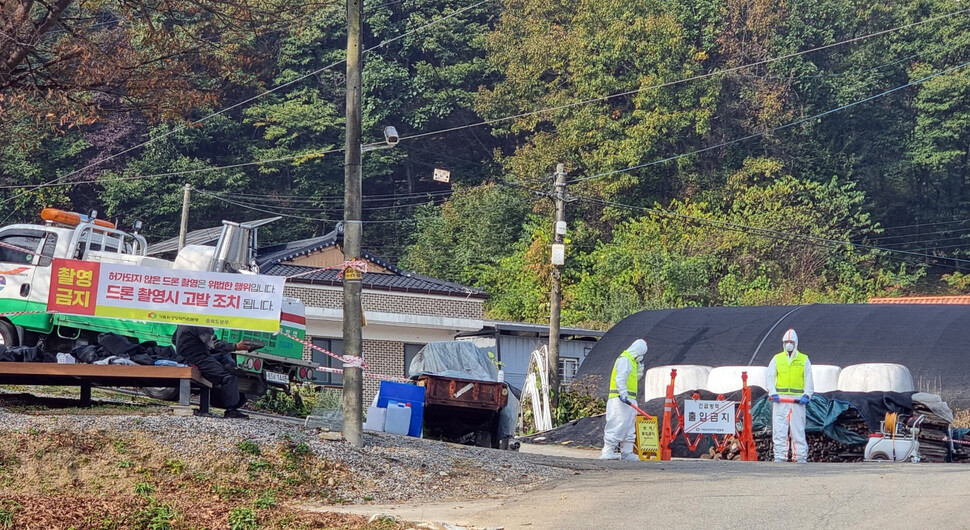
[568,194,970,268]
[194,188,451,213]
[193,188,427,223]
[398,6,970,143]
[1,0,497,205]
[568,58,970,184]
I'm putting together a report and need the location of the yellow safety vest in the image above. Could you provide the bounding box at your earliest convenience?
[773,351,807,395]
[608,351,639,399]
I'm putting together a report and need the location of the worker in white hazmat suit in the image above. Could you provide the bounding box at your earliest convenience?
[600,339,648,461]
[766,328,814,463]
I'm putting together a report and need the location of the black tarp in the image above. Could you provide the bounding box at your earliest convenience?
[576,304,970,408]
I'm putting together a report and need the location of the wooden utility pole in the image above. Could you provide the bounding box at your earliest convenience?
[178,184,191,251]
[342,0,364,447]
[548,163,567,409]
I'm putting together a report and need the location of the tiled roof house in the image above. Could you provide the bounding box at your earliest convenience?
[257,225,488,399]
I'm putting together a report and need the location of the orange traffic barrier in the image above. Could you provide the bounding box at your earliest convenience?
[659,368,758,461]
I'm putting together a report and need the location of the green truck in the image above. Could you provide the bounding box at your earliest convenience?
[0,208,315,399]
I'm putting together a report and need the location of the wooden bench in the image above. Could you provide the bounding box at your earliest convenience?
[0,363,213,413]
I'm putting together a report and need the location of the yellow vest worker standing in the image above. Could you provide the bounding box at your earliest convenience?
[766,328,814,462]
[600,339,648,461]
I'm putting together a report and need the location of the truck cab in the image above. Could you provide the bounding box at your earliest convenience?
[0,209,315,396]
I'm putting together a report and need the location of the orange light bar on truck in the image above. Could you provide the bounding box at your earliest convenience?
[40,208,115,229]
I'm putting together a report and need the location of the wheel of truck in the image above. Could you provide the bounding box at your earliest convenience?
[0,320,18,348]
[142,387,179,401]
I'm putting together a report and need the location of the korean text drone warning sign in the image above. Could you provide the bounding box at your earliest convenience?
[683,400,736,434]
[48,258,285,332]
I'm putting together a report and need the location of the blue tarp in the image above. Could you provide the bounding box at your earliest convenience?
[751,395,868,445]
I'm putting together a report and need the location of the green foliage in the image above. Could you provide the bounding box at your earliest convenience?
[134,498,177,530]
[254,491,278,510]
[228,506,259,530]
[253,384,320,417]
[0,500,19,529]
[237,441,262,457]
[553,379,608,425]
[134,482,155,497]
[163,459,184,475]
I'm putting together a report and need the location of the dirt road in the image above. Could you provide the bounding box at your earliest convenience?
[316,446,970,529]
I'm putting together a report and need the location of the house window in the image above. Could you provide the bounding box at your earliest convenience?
[404,343,425,378]
[311,337,344,386]
[559,358,579,384]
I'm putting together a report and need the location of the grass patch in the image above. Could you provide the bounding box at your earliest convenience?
[228,505,258,530]
[237,440,261,456]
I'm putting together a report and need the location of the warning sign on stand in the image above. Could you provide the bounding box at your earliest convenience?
[683,400,736,434]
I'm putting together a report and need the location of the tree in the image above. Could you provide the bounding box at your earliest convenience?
[0,0,325,127]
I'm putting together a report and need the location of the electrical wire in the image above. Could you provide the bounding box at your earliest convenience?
[566,193,970,267]
[193,188,428,223]
[568,58,970,184]
[398,6,970,143]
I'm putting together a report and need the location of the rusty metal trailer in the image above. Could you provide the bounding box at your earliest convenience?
[416,374,510,448]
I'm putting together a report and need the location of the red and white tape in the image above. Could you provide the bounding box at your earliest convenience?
[316,365,409,383]
[0,240,35,255]
[279,330,369,369]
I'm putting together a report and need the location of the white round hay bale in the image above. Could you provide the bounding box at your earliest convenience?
[643,365,712,402]
[811,364,842,393]
[704,366,769,394]
[838,363,914,392]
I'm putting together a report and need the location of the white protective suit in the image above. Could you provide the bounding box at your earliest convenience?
[766,329,814,463]
[600,339,648,461]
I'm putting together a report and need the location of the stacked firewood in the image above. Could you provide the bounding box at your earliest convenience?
[700,435,743,460]
[755,407,869,462]
[752,403,969,463]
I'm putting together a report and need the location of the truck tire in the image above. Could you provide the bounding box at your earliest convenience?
[142,387,179,401]
[0,320,17,348]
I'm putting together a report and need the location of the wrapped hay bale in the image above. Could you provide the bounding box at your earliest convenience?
[838,363,914,392]
[811,364,842,393]
[643,365,712,401]
[704,366,768,394]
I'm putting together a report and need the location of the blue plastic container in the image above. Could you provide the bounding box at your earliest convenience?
[377,381,425,437]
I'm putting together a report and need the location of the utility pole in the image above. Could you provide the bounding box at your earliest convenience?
[178,184,191,251]
[548,163,567,409]
[341,0,364,447]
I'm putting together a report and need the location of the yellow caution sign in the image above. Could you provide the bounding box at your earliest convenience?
[635,416,661,461]
[343,267,363,281]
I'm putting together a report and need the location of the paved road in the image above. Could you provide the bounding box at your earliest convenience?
[317,446,970,529]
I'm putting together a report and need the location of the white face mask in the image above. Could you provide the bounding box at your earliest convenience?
[784,342,795,353]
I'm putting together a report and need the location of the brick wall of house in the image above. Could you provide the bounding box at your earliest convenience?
[284,285,483,320]
[362,339,404,401]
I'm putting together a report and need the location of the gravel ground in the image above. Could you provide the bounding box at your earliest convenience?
[0,395,571,506]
